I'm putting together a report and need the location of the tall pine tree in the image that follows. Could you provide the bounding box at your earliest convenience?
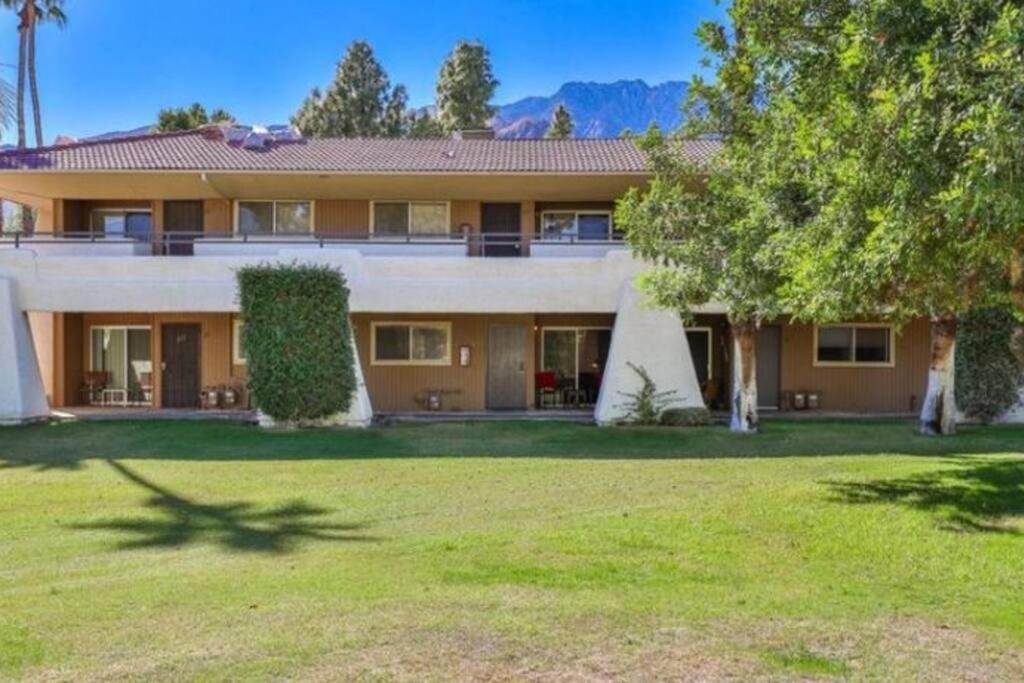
[545,103,573,139]
[292,41,407,138]
[435,40,498,133]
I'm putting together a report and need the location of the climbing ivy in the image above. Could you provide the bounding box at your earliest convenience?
[955,306,1023,423]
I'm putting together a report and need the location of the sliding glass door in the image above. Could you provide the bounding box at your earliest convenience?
[90,327,153,404]
[540,327,612,405]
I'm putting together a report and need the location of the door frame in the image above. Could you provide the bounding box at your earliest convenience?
[162,200,205,256]
[480,202,522,257]
[486,323,528,409]
[160,323,201,408]
[756,324,782,410]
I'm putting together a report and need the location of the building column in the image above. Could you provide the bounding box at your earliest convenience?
[594,282,704,425]
[0,278,50,424]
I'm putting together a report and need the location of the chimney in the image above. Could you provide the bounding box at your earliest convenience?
[452,128,495,140]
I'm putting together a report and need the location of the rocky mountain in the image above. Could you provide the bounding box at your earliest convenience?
[492,80,687,138]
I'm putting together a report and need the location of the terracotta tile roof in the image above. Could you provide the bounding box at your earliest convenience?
[0,128,721,174]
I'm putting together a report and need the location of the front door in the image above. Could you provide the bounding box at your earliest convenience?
[480,203,521,257]
[756,325,781,409]
[161,324,201,408]
[163,200,204,256]
[487,324,527,409]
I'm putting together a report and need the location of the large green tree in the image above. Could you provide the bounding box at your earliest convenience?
[292,41,407,138]
[545,103,573,139]
[616,16,797,432]
[753,0,1024,435]
[156,103,233,132]
[435,40,498,133]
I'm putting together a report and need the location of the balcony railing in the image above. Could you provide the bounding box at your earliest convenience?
[0,230,629,258]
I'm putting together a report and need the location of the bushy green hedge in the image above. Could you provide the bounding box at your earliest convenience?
[955,306,1024,423]
[237,263,356,423]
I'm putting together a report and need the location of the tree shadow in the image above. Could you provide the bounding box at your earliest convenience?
[828,458,1024,534]
[71,460,379,553]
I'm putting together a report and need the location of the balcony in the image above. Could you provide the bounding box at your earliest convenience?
[0,230,630,258]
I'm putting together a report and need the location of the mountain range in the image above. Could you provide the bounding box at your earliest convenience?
[64,79,687,143]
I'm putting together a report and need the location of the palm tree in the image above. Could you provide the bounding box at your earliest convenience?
[4,0,66,148]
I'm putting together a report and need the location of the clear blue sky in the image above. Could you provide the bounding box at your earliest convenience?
[0,0,727,142]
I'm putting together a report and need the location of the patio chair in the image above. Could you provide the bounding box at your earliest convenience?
[81,371,108,406]
[536,371,559,408]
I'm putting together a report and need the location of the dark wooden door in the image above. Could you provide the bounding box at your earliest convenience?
[480,203,521,257]
[487,325,527,409]
[161,324,201,408]
[756,325,781,409]
[163,200,204,256]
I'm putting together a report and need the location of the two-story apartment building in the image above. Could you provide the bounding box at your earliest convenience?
[0,125,1001,426]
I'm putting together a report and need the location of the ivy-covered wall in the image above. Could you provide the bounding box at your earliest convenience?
[956,306,1024,423]
[237,263,357,423]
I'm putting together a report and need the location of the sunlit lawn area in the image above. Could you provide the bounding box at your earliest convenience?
[2,419,1023,680]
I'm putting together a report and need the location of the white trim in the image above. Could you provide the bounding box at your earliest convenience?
[233,199,315,235]
[812,323,896,368]
[539,210,613,240]
[370,321,452,366]
[232,317,246,365]
[539,326,613,390]
[369,200,451,236]
[685,326,713,380]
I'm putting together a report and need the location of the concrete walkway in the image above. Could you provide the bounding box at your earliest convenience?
[52,407,258,423]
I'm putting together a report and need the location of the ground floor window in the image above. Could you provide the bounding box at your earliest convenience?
[539,327,611,406]
[89,326,153,405]
[90,209,152,240]
[237,200,312,235]
[814,324,894,366]
[371,322,451,365]
[232,318,246,365]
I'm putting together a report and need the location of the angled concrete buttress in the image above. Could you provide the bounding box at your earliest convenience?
[595,282,704,425]
[0,278,49,425]
[257,332,373,429]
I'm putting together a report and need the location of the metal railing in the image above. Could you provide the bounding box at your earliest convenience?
[0,229,627,257]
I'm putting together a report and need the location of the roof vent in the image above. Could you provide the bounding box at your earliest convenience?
[452,128,495,140]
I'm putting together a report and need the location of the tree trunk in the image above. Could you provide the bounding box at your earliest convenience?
[730,321,759,433]
[15,14,27,149]
[920,316,958,436]
[27,4,42,149]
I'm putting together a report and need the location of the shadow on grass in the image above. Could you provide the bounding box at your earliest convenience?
[71,460,378,553]
[829,459,1024,534]
[1,419,1023,469]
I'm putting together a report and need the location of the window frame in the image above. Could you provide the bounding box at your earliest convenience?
[369,200,452,237]
[684,326,714,381]
[232,318,246,365]
[89,208,154,239]
[370,321,452,366]
[812,323,896,368]
[233,200,315,235]
[538,210,614,241]
[540,326,614,389]
[88,324,154,401]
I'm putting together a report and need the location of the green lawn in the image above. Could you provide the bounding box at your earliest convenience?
[1,419,1023,680]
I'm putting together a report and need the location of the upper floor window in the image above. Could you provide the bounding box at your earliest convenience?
[371,201,449,237]
[90,209,152,240]
[237,200,312,235]
[815,325,894,366]
[540,211,613,241]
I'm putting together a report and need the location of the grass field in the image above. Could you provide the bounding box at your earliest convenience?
[2,419,1023,680]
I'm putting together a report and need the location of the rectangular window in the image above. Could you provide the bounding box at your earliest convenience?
[90,209,153,240]
[540,327,612,404]
[815,325,893,366]
[237,201,312,235]
[371,201,449,236]
[90,326,153,403]
[232,318,246,365]
[371,322,451,365]
[540,211,612,240]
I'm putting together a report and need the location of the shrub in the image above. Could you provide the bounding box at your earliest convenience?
[660,407,712,427]
[237,263,357,424]
[617,362,677,425]
[955,305,1024,423]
